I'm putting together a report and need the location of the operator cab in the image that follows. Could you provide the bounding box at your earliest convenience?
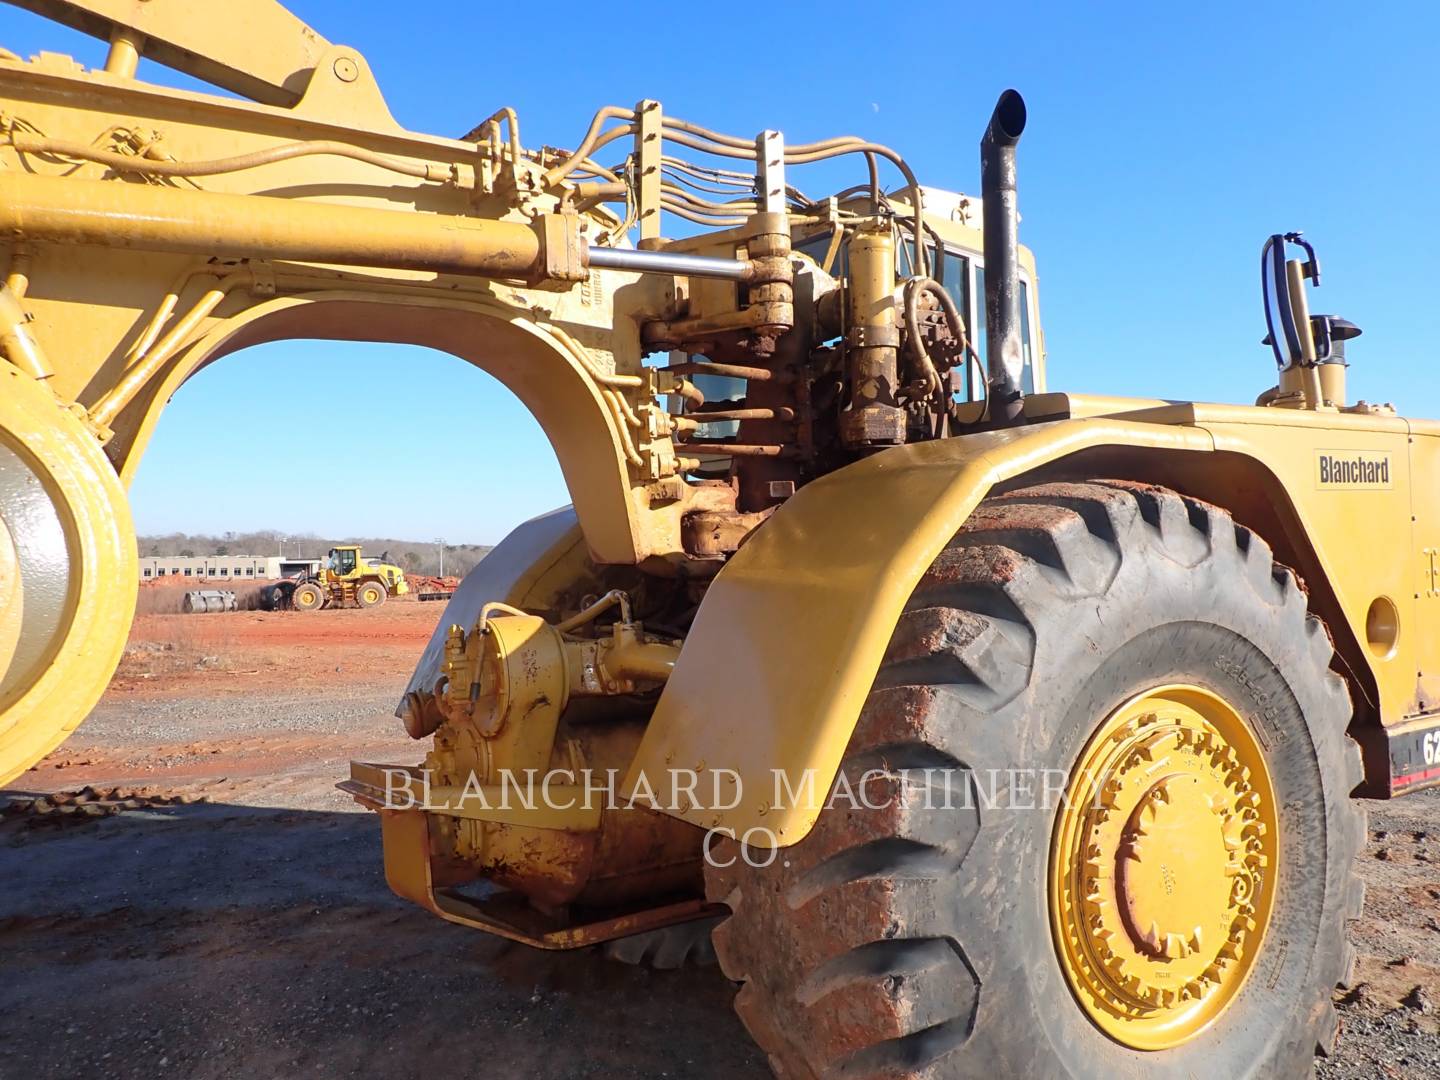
[329,547,358,576]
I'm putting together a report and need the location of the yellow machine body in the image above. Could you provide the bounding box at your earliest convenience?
[317,544,409,600]
[2,0,1437,981]
[634,394,1434,842]
[0,11,691,574]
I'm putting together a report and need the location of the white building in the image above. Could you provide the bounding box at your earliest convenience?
[137,555,321,582]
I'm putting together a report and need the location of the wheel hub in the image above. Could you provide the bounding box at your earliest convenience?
[1050,685,1277,1050]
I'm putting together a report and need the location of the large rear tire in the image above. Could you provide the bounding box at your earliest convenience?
[705,481,1364,1079]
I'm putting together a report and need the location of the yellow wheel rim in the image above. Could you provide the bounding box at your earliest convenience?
[1049,684,1278,1050]
[0,514,21,689]
[0,371,137,785]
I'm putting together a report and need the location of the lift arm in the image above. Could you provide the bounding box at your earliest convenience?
[7,0,330,104]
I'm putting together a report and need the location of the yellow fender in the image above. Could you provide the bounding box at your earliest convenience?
[631,400,1430,844]
[626,418,1216,844]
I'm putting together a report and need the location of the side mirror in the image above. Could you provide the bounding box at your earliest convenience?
[1261,232,1324,370]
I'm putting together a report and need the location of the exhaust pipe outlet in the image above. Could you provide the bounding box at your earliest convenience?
[980,89,1027,423]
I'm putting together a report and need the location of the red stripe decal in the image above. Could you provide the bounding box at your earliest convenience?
[1393,763,1440,789]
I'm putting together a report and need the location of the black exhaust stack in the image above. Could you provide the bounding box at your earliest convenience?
[980,89,1027,423]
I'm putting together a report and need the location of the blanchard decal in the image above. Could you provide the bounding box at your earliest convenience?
[1315,449,1393,490]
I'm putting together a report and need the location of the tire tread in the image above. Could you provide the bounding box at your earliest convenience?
[707,480,1365,1078]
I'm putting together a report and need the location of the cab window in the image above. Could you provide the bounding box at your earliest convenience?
[896,244,972,346]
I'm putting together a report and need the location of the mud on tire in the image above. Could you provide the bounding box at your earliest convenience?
[705,481,1366,1080]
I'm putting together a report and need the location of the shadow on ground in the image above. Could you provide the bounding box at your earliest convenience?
[0,798,767,1080]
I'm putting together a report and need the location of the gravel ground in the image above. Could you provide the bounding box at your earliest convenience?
[1,688,767,1080]
[1315,787,1440,1079]
[79,687,399,742]
[5,680,1440,1077]
[0,803,766,1079]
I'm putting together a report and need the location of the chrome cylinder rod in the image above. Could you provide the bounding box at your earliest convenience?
[587,246,752,282]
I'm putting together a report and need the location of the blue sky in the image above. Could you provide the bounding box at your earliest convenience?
[3,1,1437,543]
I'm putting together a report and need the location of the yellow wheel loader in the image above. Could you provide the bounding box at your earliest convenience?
[1,2,1434,1075]
[260,544,409,611]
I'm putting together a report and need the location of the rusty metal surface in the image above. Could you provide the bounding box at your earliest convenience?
[682,508,775,558]
[377,807,722,950]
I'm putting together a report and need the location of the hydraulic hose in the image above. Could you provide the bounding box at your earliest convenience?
[4,133,462,185]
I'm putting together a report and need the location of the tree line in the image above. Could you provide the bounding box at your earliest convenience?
[136,530,491,578]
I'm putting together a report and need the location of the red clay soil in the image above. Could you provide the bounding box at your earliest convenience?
[0,590,767,1080]
[20,732,398,792]
[4,582,1440,1077]
[112,597,444,697]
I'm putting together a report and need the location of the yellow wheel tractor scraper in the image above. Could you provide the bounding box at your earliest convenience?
[2,2,1437,1074]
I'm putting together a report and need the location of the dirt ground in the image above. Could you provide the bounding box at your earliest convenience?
[2,591,1438,1078]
